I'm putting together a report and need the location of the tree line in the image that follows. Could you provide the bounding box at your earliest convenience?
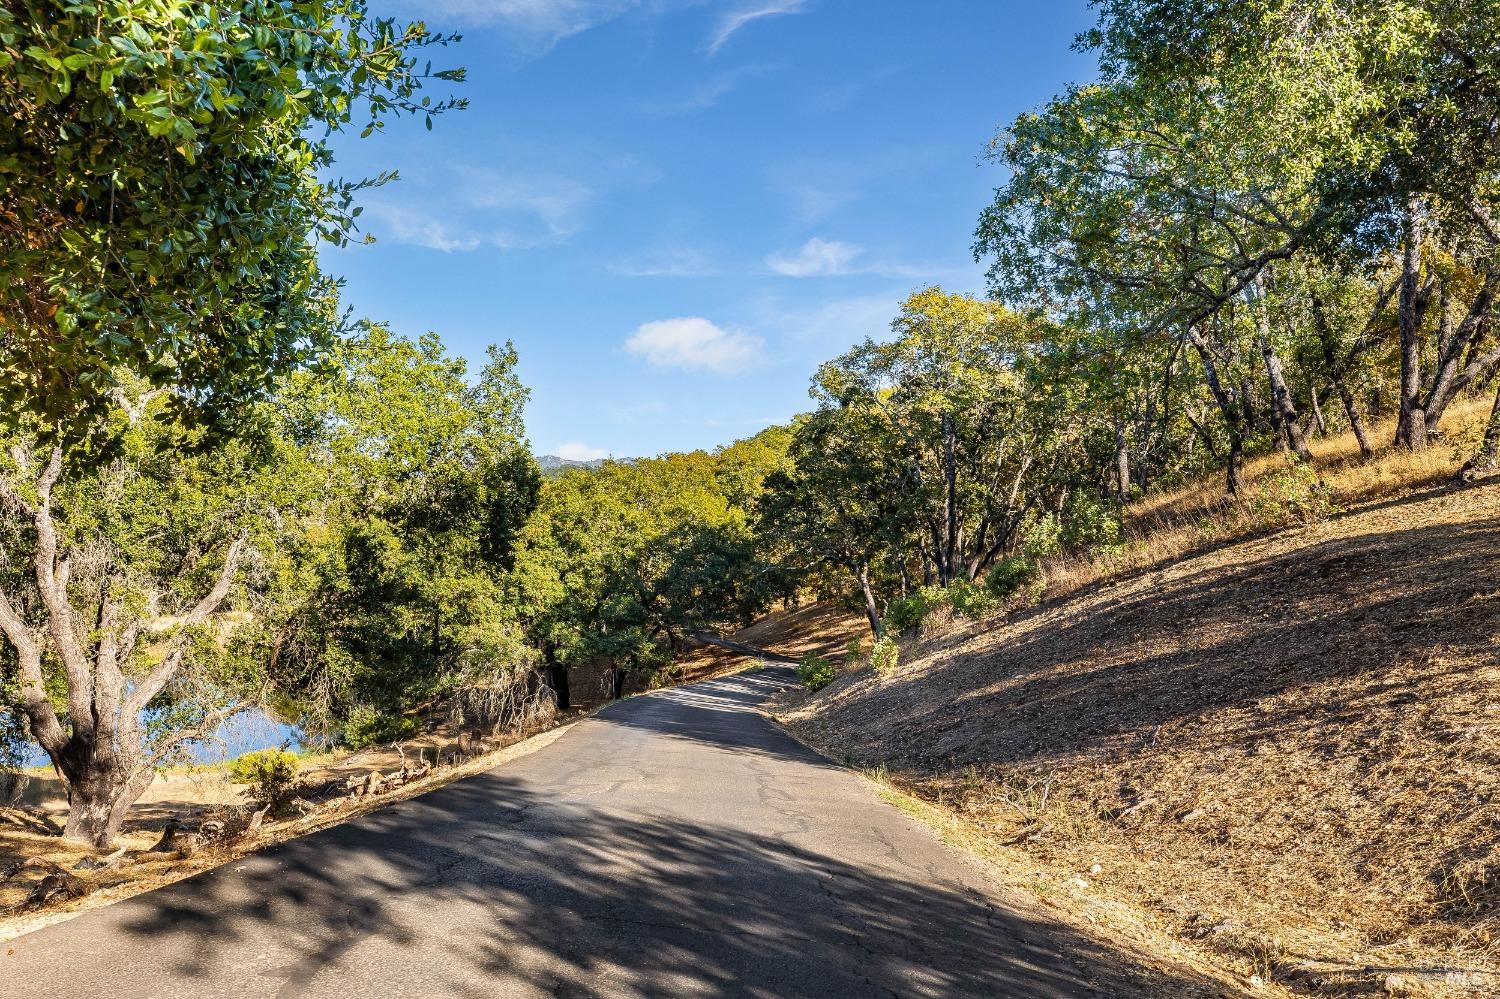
[760,0,1500,640]
[4,0,1499,845]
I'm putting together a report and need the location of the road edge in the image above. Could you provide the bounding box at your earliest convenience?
[761,700,1257,998]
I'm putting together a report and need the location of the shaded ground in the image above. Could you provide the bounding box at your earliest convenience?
[2,667,1240,998]
[776,480,1500,995]
[0,714,571,937]
[674,604,869,682]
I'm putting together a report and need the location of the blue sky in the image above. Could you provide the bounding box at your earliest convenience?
[328,0,1099,460]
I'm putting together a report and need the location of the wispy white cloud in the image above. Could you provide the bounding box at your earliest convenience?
[364,168,594,252]
[405,0,642,60]
[751,292,897,350]
[783,186,861,223]
[609,246,719,277]
[366,204,488,253]
[788,293,895,343]
[766,148,945,223]
[554,441,611,461]
[765,237,861,277]
[634,63,776,117]
[460,168,595,237]
[764,236,960,281]
[362,147,657,253]
[705,0,807,56]
[625,317,764,373]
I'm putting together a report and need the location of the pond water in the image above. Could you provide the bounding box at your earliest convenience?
[21,708,304,769]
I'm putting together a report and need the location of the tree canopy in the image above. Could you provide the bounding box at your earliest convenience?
[6,0,1500,848]
[0,1,464,441]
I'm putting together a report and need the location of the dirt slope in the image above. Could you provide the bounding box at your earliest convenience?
[777,480,1500,995]
[674,603,869,681]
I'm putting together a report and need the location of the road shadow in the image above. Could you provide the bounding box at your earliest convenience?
[2,771,1239,998]
[585,668,845,767]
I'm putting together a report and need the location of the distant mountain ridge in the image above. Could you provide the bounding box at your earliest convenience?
[536,454,610,475]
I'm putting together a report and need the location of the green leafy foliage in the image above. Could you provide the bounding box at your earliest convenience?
[984,557,1039,601]
[883,587,946,634]
[227,748,301,812]
[796,654,836,692]
[946,578,1000,620]
[883,579,1001,636]
[512,433,788,691]
[1252,460,1341,527]
[0,1,466,443]
[339,707,419,750]
[869,636,900,675]
[251,326,542,740]
[1059,494,1124,555]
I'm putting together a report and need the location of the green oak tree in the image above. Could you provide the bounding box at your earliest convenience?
[0,1,464,441]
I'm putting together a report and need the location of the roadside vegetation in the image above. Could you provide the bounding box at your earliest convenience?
[2,2,1498,990]
[774,416,1500,996]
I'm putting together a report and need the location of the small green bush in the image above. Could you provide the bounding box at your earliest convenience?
[1252,460,1340,526]
[883,585,947,633]
[341,706,419,749]
[947,578,1000,620]
[1059,492,1124,554]
[796,653,836,691]
[842,638,866,669]
[1021,510,1064,559]
[869,636,900,674]
[227,748,301,813]
[985,555,1038,600]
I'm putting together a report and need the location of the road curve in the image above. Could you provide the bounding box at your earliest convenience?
[3,667,1201,998]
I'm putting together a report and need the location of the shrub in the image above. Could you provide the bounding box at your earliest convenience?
[1021,510,1064,559]
[869,636,900,674]
[842,638,866,669]
[796,653,836,691]
[947,577,1000,620]
[341,706,419,750]
[1059,492,1124,554]
[883,585,947,633]
[227,749,301,813]
[1252,460,1340,526]
[985,555,1038,600]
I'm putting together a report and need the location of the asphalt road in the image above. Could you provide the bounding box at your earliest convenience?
[2,667,1207,998]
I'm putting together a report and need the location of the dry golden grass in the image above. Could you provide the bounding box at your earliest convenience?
[1041,399,1492,604]
[775,403,1500,997]
[673,603,869,683]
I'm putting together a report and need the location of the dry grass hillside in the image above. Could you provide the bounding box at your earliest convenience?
[674,603,869,681]
[776,412,1500,996]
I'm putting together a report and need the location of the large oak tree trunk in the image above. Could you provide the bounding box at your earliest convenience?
[62,767,130,849]
[855,563,881,638]
[1255,331,1312,461]
[1397,195,1429,450]
[0,445,246,847]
